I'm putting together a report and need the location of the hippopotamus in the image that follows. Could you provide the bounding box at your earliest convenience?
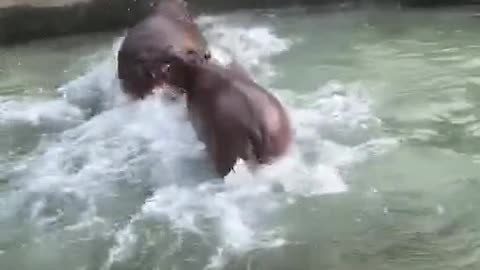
[161,48,293,178]
[117,0,211,99]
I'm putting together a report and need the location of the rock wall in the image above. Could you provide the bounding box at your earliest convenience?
[0,0,157,45]
[400,0,480,7]
[0,0,479,45]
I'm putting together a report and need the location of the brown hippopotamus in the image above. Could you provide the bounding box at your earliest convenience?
[117,0,210,99]
[161,48,293,178]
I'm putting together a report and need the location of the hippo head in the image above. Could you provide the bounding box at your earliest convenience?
[158,46,208,93]
[117,0,211,100]
[154,0,192,22]
[152,0,212,61]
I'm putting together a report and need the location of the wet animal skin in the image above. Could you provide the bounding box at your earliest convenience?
[117,0,211,99]
[163,51,293,178]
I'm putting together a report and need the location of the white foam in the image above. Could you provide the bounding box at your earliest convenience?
[57,37,128,115]
[199,16,292,83]
[0,97,85,128]
[1,16,399,269]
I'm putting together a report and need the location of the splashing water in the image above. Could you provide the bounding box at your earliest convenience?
[199,15,292,83]
[0,12,398,270]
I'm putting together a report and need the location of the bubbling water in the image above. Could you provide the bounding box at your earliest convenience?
[0,14,397,269]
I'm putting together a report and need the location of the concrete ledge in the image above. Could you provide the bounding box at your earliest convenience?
[400,0,480,7]
[1,0,480,45]
[0,0,156,45]
[0,0,359,45]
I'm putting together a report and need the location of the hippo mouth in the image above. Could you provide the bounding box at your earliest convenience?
[152,82,185,102]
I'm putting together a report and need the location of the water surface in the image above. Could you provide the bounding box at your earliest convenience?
[1,8,480,270]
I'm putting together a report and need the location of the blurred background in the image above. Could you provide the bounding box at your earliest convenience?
[1,0,480,45]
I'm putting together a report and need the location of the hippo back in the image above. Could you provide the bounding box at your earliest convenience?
[196,62,292,165]
[232,79,292,162]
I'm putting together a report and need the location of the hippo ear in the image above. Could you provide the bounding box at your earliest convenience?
[204,51,212,61]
